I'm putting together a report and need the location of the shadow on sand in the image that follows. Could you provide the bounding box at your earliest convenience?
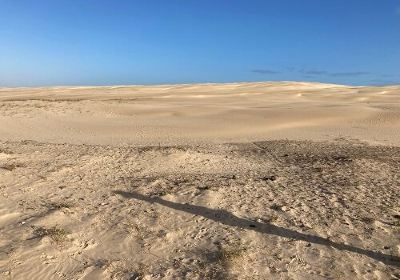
[114,190,400,267]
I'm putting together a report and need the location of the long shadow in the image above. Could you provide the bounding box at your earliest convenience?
[114,191,400,267]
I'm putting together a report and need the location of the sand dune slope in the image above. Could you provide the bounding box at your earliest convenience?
[0,82,399,146]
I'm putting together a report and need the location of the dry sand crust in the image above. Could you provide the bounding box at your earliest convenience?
[0,82,399,279]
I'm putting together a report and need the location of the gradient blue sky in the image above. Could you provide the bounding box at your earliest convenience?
[1,0,399,86]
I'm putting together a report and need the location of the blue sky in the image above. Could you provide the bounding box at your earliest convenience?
[0,0,399,86]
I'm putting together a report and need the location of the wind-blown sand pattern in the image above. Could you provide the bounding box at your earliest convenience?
[0,82,399,279]
[0,82,399,146]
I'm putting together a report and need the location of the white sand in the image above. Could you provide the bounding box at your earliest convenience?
[0,82,399,146]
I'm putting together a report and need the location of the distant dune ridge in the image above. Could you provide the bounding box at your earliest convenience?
[0,82,399,146]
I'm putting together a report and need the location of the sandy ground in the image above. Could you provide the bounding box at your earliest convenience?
[0,82,399,279]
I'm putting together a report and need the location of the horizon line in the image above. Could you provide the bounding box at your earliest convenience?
[1,80,398,90]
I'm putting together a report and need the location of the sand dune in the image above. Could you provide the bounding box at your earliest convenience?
[0,82,399,146]
[0,82,399,279]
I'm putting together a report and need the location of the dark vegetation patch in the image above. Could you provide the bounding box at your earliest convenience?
[31,225,69,243]
[44,201,73,210]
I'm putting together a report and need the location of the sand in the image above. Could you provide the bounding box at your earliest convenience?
[0,82,399,146]
[0,82,399,279]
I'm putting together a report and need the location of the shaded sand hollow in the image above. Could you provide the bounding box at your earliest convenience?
[0,82,399,279]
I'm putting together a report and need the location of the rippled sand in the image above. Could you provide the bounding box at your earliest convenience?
[0,82,399,146]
